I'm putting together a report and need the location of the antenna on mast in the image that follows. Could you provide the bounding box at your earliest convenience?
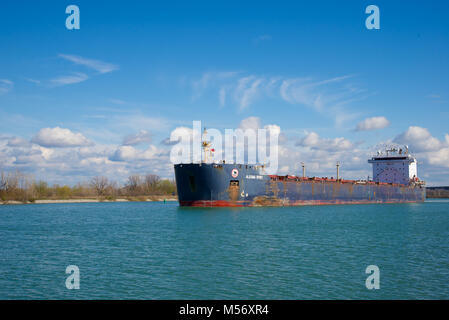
[201,127,212,163]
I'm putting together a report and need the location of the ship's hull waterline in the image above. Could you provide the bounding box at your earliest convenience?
[174,163,426,207]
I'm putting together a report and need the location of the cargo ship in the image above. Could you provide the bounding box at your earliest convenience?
[174,133,425,207]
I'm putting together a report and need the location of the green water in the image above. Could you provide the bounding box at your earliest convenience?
[0,200,448,299]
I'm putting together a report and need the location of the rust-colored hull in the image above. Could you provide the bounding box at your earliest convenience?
[180,199,422,207]
[174,163,426,207]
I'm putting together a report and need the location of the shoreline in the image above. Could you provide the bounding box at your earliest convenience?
[2,197,448,206]
[1,197,178,205]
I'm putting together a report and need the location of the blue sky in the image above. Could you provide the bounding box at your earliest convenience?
[1,0,449,185]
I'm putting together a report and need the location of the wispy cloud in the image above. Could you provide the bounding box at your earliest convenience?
[218,87,226,107]
[427,93,447,104]
[24,55,118,87]
[0,79,13,85]
[192,71,240,100]
[0,79,13,95]
[279,75,357,111]
[58,54,119,74]
[235,76,264,110]
[190,72,365,124]
[253,34,272,44]
[109,98,127,105]
[24,78,41,84]
[50,72,89,86]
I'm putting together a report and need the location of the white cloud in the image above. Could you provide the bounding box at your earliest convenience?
[7,137,30,147]
[109,145,162,162]
[50,72,89,86]
[239,116,261,131]
[122,130,152,146]
[0,79,13,95]
[390,126,449,175]
[299,132,320,147]
[238,117,281,138]
[297,131,354,152]
[37,146,54,160]
[428,147,449,167]
[78,145,115,158]
[141,145,160,159]
[80,157,113,166]
[0,133,171,185]
[3,123,449,186]
[170,126,199,139]
[31,127,92,148]
[264,124,281,137]
[356,116,390,131]
[59,54,119,74]
[109,145,139,161]
[394,126,442,152]
[168,126,201,147]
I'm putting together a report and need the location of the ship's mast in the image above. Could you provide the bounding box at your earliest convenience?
[201,127,212,163]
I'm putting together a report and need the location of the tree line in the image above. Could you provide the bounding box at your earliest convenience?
[426,187,449,198]
[0,170,176,203]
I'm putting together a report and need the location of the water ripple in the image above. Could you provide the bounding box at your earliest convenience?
[0,201,448,299]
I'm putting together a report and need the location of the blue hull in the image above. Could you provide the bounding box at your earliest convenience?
[174,163,426,207]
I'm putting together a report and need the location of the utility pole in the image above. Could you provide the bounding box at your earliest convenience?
[336,161,340,180]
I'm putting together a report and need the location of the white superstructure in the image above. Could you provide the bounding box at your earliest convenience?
[368,146,418,185]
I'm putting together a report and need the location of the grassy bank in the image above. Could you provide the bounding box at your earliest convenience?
[1,170,177,204]
[2,196,178,205]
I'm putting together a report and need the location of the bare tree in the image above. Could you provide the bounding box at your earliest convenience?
[5,171,19,193]
[90,176,109,197]
[0,170,32,202]
[126,175,141,195]
[105,180,118,198]
[144,174,160,194]
[0,170,6,191]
